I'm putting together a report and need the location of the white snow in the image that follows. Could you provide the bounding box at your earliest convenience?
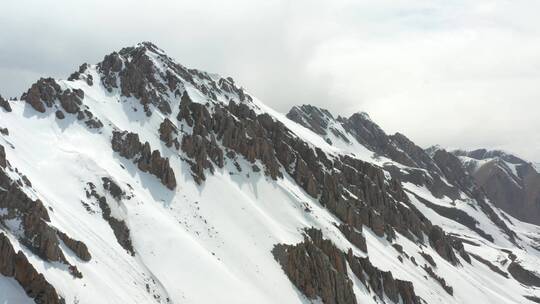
[1,45,540,304]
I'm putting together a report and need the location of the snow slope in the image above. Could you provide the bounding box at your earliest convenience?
[1,42,540,304]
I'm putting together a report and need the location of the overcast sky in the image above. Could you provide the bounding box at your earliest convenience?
[1,0,539,161]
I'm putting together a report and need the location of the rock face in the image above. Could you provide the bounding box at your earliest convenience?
[0,233,63,304]
[272,230,358,304]
[454,149,540,225]
[0,149,88,296]
[0,94,12,112]
[111,130,176,190]
[273,228,421,304]
[86,182,134,255]
[508,261,540,287]
[286,105,334,136]
[20,78,103,129]
[57,231,91,262]
[3,41,539,304]
[159,118,180,149]
[175,97,465,267]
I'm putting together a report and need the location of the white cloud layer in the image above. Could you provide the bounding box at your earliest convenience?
[1,0,539,160]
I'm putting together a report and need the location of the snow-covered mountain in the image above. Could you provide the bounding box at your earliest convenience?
[453,149,540,225]
[1,42,540,304]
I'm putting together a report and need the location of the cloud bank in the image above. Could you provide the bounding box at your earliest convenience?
[1,0,539,160]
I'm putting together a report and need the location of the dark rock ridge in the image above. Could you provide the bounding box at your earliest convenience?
[95,42,251,117]
[273,228,421,304]
[454,149,540,225]
[0,233,63,304]
[469,253,508,278]
[20,78,102,128]
[86,182,134,255]
[57,231,91,262]
[0,94,12,112]
[174,96,465,267]
[286,105,517,247]
[508,261,540,287]
[0,151,87,269]
[337,224,367,253]
[0,147,88,295]
[159,118,180,149]
[111,130,176,190]
[423,265,453,295]
[406,190,493,243]
[67,63,94,86]
[286,105,334,136]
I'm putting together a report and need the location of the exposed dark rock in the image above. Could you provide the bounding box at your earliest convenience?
[0,127,8,135]
[159,118,179,149]
[58,89,84,114]
[0,233,63,304]
[428,226,459,266]
[455,149,540,225]
[0,144,6,168]
[21,78,61,113]
[272,230,358,304]
[0,94,12,112]
[423,265,453,295]
[406,190,493,243]
[55,110,65,119]
[420,252,437,267]
[273,228,422,304]
[347,249,421,304]
[57,231,91,262]
[286,105,333,136]
[525,295,540,303]
[0,165,70,265]
[86,182,134,255]
[508,261,540,287]
[469,253,507,278]
[68,63,93,86]
[112,131,176,189]
[337,224,367,253]
[102,177,124,201]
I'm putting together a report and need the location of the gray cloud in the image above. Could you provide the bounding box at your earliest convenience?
[1,0,539,161]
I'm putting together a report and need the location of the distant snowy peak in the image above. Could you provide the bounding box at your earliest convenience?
[453,149,540,225]
[66,41,255,116]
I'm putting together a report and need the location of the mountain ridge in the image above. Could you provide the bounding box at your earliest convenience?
[1,42,540,304]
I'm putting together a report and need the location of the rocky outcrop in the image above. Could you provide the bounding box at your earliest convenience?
[111,131,176,189]
[0,144,6,168]
[57,231,91,262]
[455,149,540,225]
[337,224,367,253]
[159,118,179,149]
[469,253,507,278]
[423,265,453,295]
[0,94,12,112]
[286,105,333,136]
[0,165,65,264]
[68,63,94,86]
[102,177,124,201]
[273,229,421,304]
[86,182,134,255]
[0,160,88,280]
[0,233,63,304]
[272,230,358,304]
[428,226,459,266]
[175,95,463,265]
[21,78,62,113]
[508,261,540,287]
[20,78,103,129]
[347,250,421,304]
